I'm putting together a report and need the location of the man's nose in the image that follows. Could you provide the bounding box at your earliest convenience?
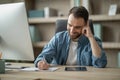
[70,27,75,33]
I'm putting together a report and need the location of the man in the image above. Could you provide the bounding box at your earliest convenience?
[34,6,107,70]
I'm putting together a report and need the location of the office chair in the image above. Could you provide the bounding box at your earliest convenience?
[55,19,94,35]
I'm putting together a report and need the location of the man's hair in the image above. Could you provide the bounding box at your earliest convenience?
[68,6,89,24]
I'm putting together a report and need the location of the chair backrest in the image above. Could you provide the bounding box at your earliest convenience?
[55,19,94,35]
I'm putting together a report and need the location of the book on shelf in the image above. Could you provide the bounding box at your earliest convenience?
[93,24,103,40]
[29,25,40,42]
[44,7,58,18]
[118,52,120,67]
[74,0,81,7]
[28,10,44,18]
[71,0,81,7]
[81,0,92,14]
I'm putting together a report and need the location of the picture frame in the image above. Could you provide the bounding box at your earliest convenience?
[108,4,117,16]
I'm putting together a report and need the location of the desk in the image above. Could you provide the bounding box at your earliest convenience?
[0,63,120,80]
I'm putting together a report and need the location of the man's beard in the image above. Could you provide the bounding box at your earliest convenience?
[69,33,82,41]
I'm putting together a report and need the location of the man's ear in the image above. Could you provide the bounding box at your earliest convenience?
[83,29,86,34]
[82,27,86,34]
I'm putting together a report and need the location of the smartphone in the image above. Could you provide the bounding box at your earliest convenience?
[65,66,87,71]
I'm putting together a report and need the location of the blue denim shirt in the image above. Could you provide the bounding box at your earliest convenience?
[34,31,107,68]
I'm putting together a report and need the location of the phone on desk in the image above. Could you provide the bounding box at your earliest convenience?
[65,66,87,71]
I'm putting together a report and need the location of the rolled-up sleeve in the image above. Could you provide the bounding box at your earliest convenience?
[34,36,56,67]
[92,51,107,68]
[92,37,107,68]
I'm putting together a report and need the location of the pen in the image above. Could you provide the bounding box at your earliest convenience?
[43,56,49,64]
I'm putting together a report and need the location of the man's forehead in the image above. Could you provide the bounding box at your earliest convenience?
[68,18,86,27]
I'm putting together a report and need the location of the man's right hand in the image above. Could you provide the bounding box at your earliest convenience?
[37,60,50,70]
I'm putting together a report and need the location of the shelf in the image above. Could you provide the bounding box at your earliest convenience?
[33,41,48,48]
[28,14,120,24]
[90,14,120,22]
[102,42,120,49]
[33,41,120,49]
[28,17,67,24]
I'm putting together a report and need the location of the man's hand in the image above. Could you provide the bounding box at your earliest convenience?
[82,21,93,39]
[37,60,50,70]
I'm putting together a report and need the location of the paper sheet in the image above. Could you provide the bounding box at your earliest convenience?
[20,67,59,72]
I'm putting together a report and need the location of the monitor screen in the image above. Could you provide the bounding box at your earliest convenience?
[0,2,34,61]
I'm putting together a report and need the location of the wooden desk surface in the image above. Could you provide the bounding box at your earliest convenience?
[0,62,120,80]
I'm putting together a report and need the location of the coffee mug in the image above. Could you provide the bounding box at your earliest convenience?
[0,59,5,74]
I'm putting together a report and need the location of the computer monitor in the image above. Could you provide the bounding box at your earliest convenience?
[0,2,34,61]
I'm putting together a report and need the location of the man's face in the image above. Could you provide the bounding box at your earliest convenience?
[67,14,86,41]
